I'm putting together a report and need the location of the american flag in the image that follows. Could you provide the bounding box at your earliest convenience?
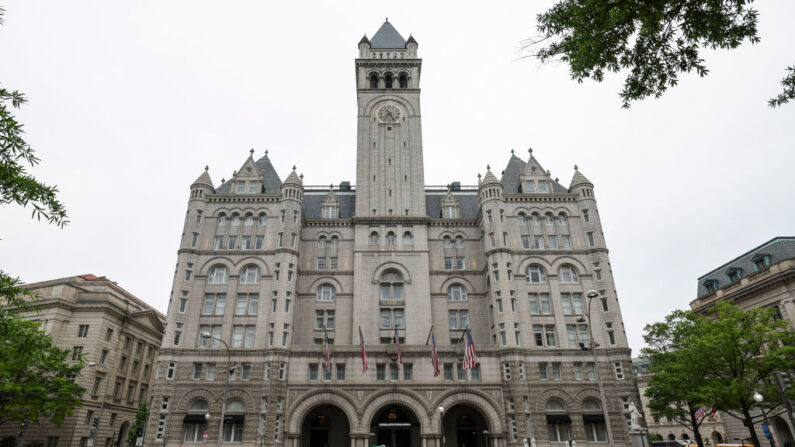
[695,406,717,419]
[430,328,440,377]
[462,327,477,370]
[359,327,368,373]
[710,407,718,418]
[324,326,331,372]
[394,325,402,363]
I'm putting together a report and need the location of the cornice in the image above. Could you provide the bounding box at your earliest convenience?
[504,194,578,203]
[208,195,280,203]
[429,219,479,227]
[351,216,431,225]
[691,264,795,312]
[303,219,354,227]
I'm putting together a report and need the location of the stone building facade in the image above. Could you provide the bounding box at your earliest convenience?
[690,237,795,446]
[632,358,728,444]
[0,274,165,447]
[146,21,639,447]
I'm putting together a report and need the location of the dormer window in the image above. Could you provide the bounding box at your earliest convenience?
[726,268,742,283]
[752,254,771,271]
[247,181,258,194]
[538,180,549,193]
[235,182,245,194]
[445,206,457,219]
[524,181,536,193]
[704,280,718,293]
[323,207,337,219]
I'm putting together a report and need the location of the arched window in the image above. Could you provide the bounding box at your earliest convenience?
[582,399,607,442]
[526,265,547,283]
[318,236,327,248]
[217,213,227,226]
[330,236,339,248]
[240,266,261,284]
[369,73,379,88]
[531,213,541,224]
[518,213,527,225]
[403,232,413,245]
[184,399,209,442]
[443,236,452,248]
[399,74,408,88]
[231,214,241,226]
[385,73,393,88]
[369,232,379,246]
[317,284,336,301]
[545,400,571,442]
[448,284,467,301]
[223,401,245,442]
[257,213,267,226]
[559,265,579,283]
[544,213,554,225]
[455,236,464,248]
[226,401,245,412]
[190,399,209,411]
[558,213,568,225]
[380,271,404,300]
[386,232,396,246]
[244,213,254,226]
[208,266,229,284]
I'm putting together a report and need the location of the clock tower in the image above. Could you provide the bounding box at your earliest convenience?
[355,20,425,217]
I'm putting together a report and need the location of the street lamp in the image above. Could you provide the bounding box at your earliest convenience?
[438,407,445,447]
[753,391,775,447]
[201,332,233,447]
[576,289,615,446]
[87,361,112,447]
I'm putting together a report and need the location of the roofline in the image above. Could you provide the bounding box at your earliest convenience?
[696,236,795,280]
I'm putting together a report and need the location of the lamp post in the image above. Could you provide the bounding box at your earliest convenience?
[438,406,445,447]
[753,390,777,447]
[576,290,615,446]
[201,332,233,447]
[87,362,113,447]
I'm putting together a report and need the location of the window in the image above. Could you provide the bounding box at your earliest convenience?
[399,74,408,88]
[486,210,493,223]
[369,232,379,245]
[173,323,183,346]
[166,361,175,379]
[214,236,224,250]
[727,268,742,282]
[503,362,512,380]
[545,400,571,441]
[557,213,568,225]
[208,266,228,284]
[753,254,771,270]
[202,294,226,315]
[192,363,203,380]
[401,231,414,245]
[190,232,199,248]
[534,235,545,249]
[493,263,500,282]
[445,206,457,218]
[369,73,379,88]
[489,233,496,247]
[235,293,258,315]
[528,293,551,315]
[443,363,453,380]
[178,297,188,313]
[386,232,396,246]
[240,265,260,284]
[123,336,131,350]
[583,209,590,222]
[72,346,83,361]
[561,293,584,315]
[456,257,465,270]
[217,213,227,226]
[307,284,335,305]
[587,231,595,247]
[533,325,556,347]
[704,280,718,293]
[105,328,113,341]
[380,308,405,328]
[155,415,167,440]
[315,310,335,330]
[538,181,549,193]
[100,350,108,364]
[527,265,547,283]
[240,236,251,250]
[376,364,386,380]
[448,284,467,301]
[379,272,404,300]
[614,361,624,379]
[78,325,89,338]
[561,235,572,249]
[558,265,579,283]
[548,236,558,249]
[521,235,530,249]
[235,182,245,194]
[199,325,222,347]
[448,310,469,330]
[583,399,607,441]
[257,213,267,226]
[247,181,258,193]
[227,235,237,249]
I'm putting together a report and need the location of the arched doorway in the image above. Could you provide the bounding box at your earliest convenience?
[301,405,350,447]
[441,405,489,447]
[117,421,130,447]
[370,405,421,447]
[711,431,724,445]
[774,416,795,447]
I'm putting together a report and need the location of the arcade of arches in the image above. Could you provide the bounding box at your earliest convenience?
[296,399,499,447]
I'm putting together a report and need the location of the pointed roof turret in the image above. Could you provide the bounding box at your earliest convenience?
[283,165,303,186]
[370,19,407,49]
[481,165,500,186]
[569,164,593,189]
[359,34,370,45]
[191,165,214,189]
[406,34,418,46]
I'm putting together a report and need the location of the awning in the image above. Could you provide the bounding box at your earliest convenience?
[582,413,605,423]
[224,414,245,424]
[183,414,207,423]
[545,414,572,424]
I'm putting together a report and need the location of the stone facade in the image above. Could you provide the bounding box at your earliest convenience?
[0,274,165,447]
[690,237,795,446]
[632,359,728,444]
[146,21,639,447]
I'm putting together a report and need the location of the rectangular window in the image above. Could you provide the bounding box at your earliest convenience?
[552,362,562,380]
[309,363,319,381]
[443,363,453,380]
[587,362,597,380]
[521,235,530,249]
[489,233,495,247]
[227,236,237,249]
[100,350,108,364]
[525,180,536,193]
[614,361,624,379]
[376,364,386,381]
[457,363,466,381]
[235,182,245,194]
[214,236,224,250]
[184,270,192,281]
[608,330,616,345]
[538,180,548,193]
[254,235,264,250]
[105,328,113,341]
[78,325,89,338]
[241,363,251,380]
[574,363,584,380]
[583,209,590,222]
[519,362,526,379]
[72,346,83,361]
[444,257,452,270]
[240,236,251,250]
[496,298,503,313]
[191,233,199,248]
[538,362,548,380]
[545,324,556,346]
[403,363,412,380]
[248,181,258,193]
[167,362,175,379]
[179,298,187,313]
[156,415,167,440]
[561,235,572,249]
[336,363,346,380]
[503,362,512,380]
[193,363,203,380]
[470,365,481,381]
[279,363,286,380]
[206,364,216,381]
[548,236,558,249]
[534,235,544,249]
[389,364,399,381]
[587,231,595,247]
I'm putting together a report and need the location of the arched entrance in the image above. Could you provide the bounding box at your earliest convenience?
[711,431,724,445]
[301,405,350,447]
[117,421,130,447]
[370,405,421,447]
[441,405,489,447]
[774,416,795,447]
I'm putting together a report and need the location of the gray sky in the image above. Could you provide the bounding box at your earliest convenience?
[2,1,794,353]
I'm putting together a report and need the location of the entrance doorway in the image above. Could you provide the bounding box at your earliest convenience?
[441,405,489,447]
[301,405,350,447]
[774,416,795,447]
[370,405,421,447]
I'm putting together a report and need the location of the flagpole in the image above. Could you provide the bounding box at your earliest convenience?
[425,325,434,345]
[457,325,469,344]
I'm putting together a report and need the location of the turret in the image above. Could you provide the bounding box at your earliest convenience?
[406,34,418,58]
[190,166,214,200]
[358,34,371,58]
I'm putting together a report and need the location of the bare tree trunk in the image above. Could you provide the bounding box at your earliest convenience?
[743,405,763,447]
[688,407,705,447]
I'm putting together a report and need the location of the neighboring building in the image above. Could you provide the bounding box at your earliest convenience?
[690,237,795,446]
[146,21,640,447]
[632,358,727,444]
[0,274,166,447]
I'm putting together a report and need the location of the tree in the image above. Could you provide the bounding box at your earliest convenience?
[126,403,148,447]
[642,302,795,447]
[527,0,794,108]
[0,6,82,427]
[642,310,714,447]
[0,312,85,426]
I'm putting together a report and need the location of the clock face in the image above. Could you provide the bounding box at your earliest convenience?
[377,105,401,123]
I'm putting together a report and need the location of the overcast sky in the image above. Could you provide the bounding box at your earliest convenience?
[1,1,794,352]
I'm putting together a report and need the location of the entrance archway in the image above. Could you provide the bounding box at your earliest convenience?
[370,405,421,447]
[774,416,795,447]
[711,431,724,445]
[301,405,350,447]
[441,405,489,447]
[117,421,130,447]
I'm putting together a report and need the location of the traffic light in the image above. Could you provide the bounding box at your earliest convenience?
[92,417,100,428]
[781,372,792,390]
